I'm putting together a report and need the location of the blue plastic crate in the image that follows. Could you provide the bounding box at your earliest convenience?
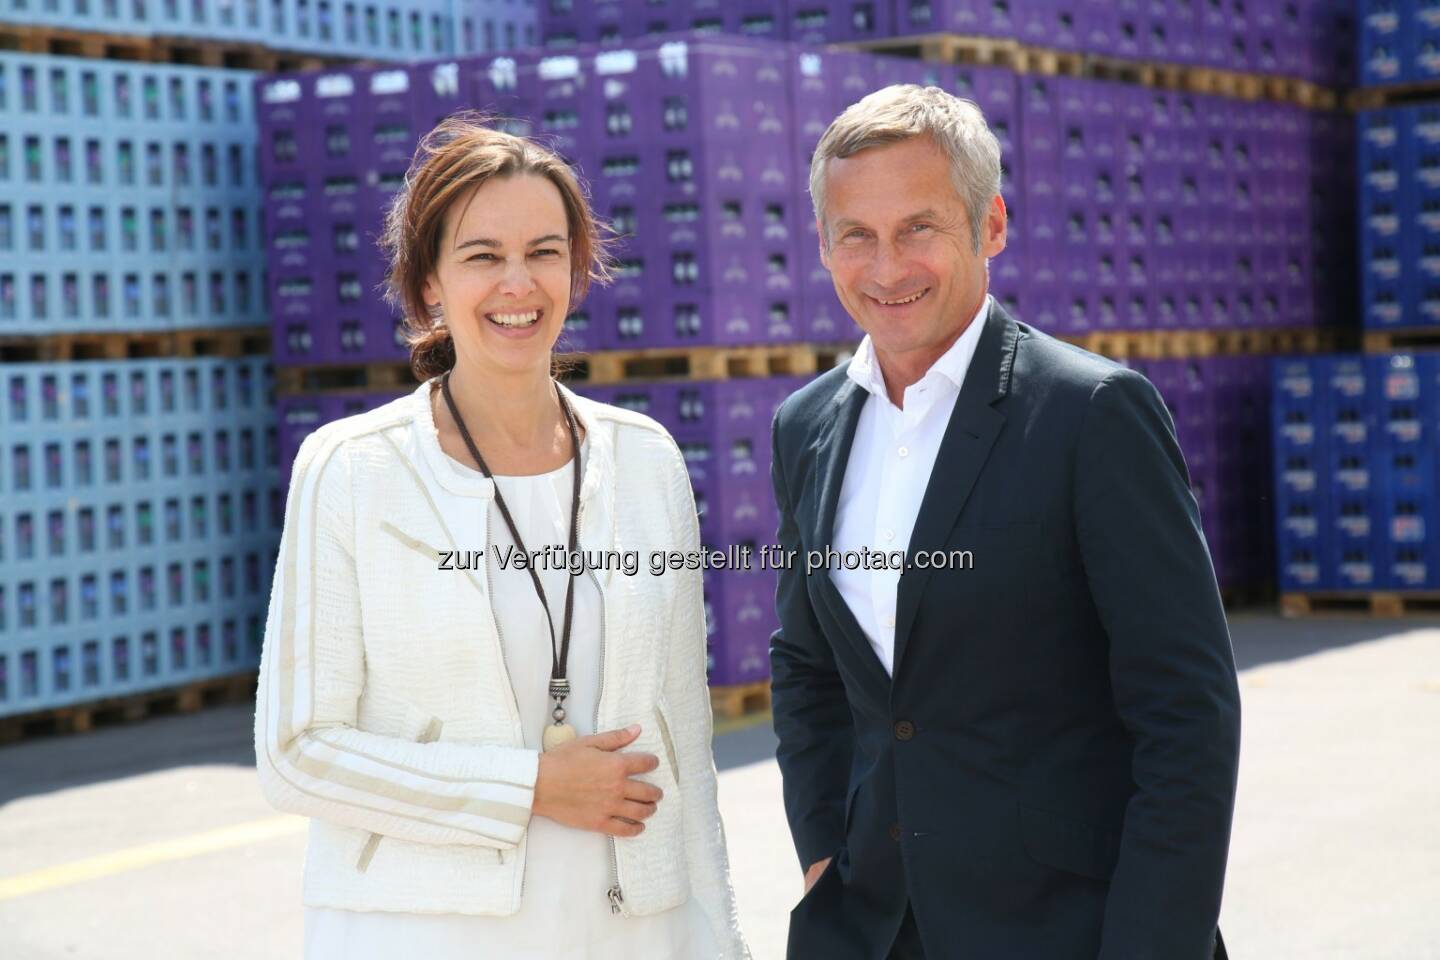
[0,53,265,335]
[1371,353,1439,587]
[0,356,281,717]
[3,0,533,62]
[1359,0,1409,84]
[1309,356,1382,588]
[1273,357,1330,590]
[1415,0,1440,79]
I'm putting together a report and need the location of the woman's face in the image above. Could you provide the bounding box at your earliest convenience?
[422,173,573,376]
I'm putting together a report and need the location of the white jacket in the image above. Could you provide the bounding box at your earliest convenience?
[253,377,749,958]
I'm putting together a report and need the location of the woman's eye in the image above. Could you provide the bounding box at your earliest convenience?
[465,253,495,262]
[532,248,561,257]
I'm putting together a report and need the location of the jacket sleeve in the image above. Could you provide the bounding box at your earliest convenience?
[660,439,751,960]
[253,425,539,849]
[1073,369,1242,960]
[768,399,855,871]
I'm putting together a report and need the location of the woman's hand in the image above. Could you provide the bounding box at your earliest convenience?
[533,724,664,837]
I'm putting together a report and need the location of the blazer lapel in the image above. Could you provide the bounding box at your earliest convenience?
[811,378,868,550]
[804,376,893,683]
[892,302,1020,674]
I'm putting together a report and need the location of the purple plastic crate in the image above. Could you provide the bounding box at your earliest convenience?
[705,566,776,687]
[790,0,894,44]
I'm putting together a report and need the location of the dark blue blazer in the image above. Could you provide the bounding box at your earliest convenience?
[769,302,1240,959]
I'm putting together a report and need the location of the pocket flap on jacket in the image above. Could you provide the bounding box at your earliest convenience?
[1017,802,1120,881]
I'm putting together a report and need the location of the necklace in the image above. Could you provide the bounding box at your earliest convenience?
[439,370,583,751]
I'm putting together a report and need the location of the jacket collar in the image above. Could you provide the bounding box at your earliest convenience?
[409,376,614,505]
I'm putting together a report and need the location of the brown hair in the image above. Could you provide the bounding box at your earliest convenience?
[378,111,615,380]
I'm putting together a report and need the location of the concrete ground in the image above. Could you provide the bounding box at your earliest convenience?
[1,612,1437,959]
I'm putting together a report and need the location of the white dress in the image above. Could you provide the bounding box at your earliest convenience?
[304,440,719,958]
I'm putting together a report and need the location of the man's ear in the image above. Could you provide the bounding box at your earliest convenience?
[983,195,1008,257]
[816,218,831,271]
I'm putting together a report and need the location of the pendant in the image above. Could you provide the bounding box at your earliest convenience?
[543,723,578,751]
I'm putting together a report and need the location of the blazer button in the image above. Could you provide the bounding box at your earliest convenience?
[889,823,903,841]
[893,720,915,741]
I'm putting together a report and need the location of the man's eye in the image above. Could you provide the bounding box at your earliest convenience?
[910,223,932,233]
[843,231,867,241]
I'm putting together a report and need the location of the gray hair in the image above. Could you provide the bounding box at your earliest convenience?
[808,84,1003,255]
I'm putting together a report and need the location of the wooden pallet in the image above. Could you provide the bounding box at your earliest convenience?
[1219,584,1275,610]
[1059,326,1341,361]
[1361,327,1440,353]
[0,671,257,746]
[1270,327,1348,355]
[853,32,1027,69]
[0,326,270,363]
[709,681,772,721]
[275,361,419,394]
[0,23,330,72]
[1280,591,1440,618]
[1349,80,1440,112]
[573,344,838,384]
[842,33,1342,109]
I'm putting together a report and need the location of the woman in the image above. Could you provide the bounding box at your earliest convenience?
[253,114,750,959]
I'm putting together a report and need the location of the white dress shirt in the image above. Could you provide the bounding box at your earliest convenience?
[830,294,991,676]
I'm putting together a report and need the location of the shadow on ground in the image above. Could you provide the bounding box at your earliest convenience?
[3,612,1434,804]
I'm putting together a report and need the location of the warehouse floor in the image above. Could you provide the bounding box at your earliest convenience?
[1,612,1437,959]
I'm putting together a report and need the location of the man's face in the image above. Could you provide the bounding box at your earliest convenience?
[819,135,1006,367]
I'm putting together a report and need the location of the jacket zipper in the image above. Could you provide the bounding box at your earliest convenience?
[580,500,626,916]
[484,510,526,890]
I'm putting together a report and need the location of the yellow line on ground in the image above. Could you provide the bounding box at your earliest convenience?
[0,814,306,901]
[1,719,771,901]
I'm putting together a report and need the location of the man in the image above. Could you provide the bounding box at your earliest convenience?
[769,84,1240,959]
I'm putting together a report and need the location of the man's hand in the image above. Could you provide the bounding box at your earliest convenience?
[803,856,833,894]
[533,724,664,838]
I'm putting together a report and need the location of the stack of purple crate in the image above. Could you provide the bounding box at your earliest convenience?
[1014,75,1351,336]
[1127,355,1275,591]
[567,38,805,351]
[542,0,1356,87]
[540,0,895,48]
[576,376,807,685]
[258,37,1351,364]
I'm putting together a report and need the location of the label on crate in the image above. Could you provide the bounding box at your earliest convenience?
[1367,168,1400,192]
[1388,420,1422,443]
[1286,562,1320,586]
[1339,516,1373,538]
[1335,423,1368,444]
[1282,423,1315,445]
[1331,372,1367,398]
[1385,372,1420,400]
[1280,377,1313,399]
[1338,468,1371,490]
[1340,562,1376,585]
[1285,516,1319,537]
[1392,516,1427,542]
[1394,563,1429,586]
[1284,469,1317,492]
